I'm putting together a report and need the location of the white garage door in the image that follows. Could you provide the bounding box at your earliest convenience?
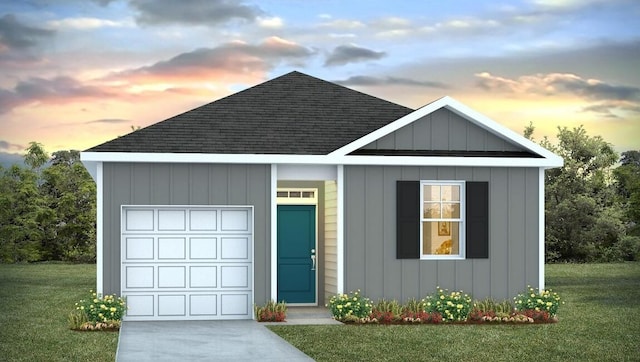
[121,206,253,321]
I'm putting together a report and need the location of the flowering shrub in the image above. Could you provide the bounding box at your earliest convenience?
[423,288,472,322]
[514,286,562,317]
[327,290,372,321]
[70,290,126,330]
[255,300,287,322]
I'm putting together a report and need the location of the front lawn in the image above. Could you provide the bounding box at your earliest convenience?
[0,263,118,362]
[269,263,640,361]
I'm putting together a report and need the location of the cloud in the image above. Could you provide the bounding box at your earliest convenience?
[0,14,55,50]
[319,19,365,30]
[475,72,640,101]
[0,140,24,152]
[47,17,131,30]
[0,14,55,68]
[335,75,449,89]
[257,16,283,29]
[325,44,386,67]
[0,76,116,114]
[129,0,263,26]
[85,118,131,124]
[109,37,314,82]
[475,72,640,117]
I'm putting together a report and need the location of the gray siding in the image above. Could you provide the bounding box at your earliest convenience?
[362,108,524,152]
[344,165,539,301]
[102,163,271,304]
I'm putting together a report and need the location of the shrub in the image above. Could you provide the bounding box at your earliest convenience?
[514,286,562,317]
[423,287,472,322]
[327,290,372,321]
[255,300,287,322]
[71,290,126,330]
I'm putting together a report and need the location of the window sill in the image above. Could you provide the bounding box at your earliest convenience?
[420,255,465,260]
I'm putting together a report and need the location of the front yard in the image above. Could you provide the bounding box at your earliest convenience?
[269,263,640,361]
[0,263,117,362]
[0,263,638,361]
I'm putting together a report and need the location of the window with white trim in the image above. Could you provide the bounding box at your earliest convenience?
[420,181,465,259]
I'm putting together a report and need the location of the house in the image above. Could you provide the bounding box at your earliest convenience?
[81,71,563,321]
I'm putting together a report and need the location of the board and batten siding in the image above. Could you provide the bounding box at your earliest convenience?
[343,165,539,301]
[102,163,271,304]
[362,108,524,152]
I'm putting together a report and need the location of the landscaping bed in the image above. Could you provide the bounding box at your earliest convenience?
[327,286,561,325]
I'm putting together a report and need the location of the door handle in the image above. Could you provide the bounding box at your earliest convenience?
[311,248,316,271]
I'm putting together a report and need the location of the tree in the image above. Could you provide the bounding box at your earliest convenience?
[41,150,96,262]
[614,151,640,237]
[24,142,49,171]
[0,144,97,263]
[538,126,627,262]
[0,165,43,262]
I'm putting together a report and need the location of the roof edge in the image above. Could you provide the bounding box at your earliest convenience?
[80,151,563,168]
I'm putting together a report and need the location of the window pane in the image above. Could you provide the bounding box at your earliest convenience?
[423,221,460,255]
[441,185,460,202]
[424,185,440,201]
[423,203,440,218]
[442,203,460,218]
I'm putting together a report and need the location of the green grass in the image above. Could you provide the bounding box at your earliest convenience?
[0,264,118,362]
[269,263,640,362]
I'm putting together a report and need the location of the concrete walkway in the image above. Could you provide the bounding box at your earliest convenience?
[116,308,340,361]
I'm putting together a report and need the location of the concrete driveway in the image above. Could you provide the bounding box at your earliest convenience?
[116,320,313,361]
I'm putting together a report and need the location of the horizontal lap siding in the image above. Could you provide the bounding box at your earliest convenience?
[344,165,539,301]
[324,181,338,303]
[102,163,271,304]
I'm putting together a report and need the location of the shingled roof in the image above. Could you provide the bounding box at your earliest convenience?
[87,71,413,155]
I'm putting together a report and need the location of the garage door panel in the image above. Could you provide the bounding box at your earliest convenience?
[190,237,217,259]
[220,210,249,231]
[158,237,186,260]
[190,295,217,316]
[125,237,154,260]
[121,206,253,321]
[158,295,186,316]
[189,210,217,231]
[221,294,249,316]
[126,295,154,317]
[158,266,186,288]
[221,237,249,260]
[220,265,249,288]
[126,210,154,231]
[126,266,154,288]
[158,209,186,231]
[190,266,217,288]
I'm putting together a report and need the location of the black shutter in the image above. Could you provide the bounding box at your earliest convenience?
[466,182,489,258]
[397,181,420,259]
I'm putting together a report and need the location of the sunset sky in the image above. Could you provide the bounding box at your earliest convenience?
[1,0,639,164]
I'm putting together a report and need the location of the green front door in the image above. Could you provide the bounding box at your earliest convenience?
[277,205,316,304]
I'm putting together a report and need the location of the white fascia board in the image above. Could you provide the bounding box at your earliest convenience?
[328,96,564,167]
[80,152,562,168]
